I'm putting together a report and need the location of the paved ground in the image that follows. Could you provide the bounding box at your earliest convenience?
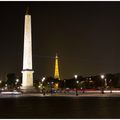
[22,90,120,97]
[1,91,120,98]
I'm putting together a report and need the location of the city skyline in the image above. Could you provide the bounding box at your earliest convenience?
[0,2,120,80]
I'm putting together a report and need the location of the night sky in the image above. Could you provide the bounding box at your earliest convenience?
[0,2,120,80]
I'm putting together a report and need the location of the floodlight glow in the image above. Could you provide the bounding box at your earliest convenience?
[42,77,45,82]
[54,54,60,80]
[76,81,79,84]
[16,79,19,82]
[22,13,34,88]
[74,75,78,79]
[101,75,105,79]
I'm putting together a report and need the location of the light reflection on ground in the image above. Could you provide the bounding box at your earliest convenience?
[1,91,120,98]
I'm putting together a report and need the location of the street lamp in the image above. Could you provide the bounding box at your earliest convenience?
[51,82,54,95]
[38,85,41,88]
[74,75,78,96]
[5,84,7,90]
[74,75,78,79]
[16,79,19,83]
[15,79,20,90]
[109,79,112,93]
[76,81,79,84]
[42,77,45,82]
[100,74,105,94]
[41,77,46,95]
[101,75,105,79]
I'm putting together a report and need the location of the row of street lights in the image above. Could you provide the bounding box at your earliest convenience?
[74,74,112,95]
[38,77,54,95]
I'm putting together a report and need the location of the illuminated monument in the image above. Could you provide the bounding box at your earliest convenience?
[54,54,60,80]
[21,8,34,91]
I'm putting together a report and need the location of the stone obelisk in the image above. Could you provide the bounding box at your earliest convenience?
[21,8,34,91]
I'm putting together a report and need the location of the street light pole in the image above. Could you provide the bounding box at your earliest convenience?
[109,79,112,93]
[41,77,46,95]
[101,75,105,94]
[74,75,78,96]
[51,82,54,95]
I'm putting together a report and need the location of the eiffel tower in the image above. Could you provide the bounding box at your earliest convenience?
[54,53,60,80]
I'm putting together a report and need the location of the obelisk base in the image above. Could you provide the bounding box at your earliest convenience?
[21,86,37,93]
[21,70,37,93]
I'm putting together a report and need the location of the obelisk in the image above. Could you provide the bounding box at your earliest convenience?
[21,8,34,91]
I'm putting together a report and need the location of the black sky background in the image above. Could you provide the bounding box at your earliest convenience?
[0,2,120,80]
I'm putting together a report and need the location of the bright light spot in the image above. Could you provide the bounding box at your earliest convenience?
[89,80,93,83]
[1,88,4,91]
[76,81,79,84]
[16,79,19,82]
[38,83,42,88]
[101,75,105,79]
[0,80,2,84]
[74,75,78,79]
[66,88,69,90]
[42,77,45,82]
[51,82,54,84]
[55,83,59,88]
[5,87,7,90]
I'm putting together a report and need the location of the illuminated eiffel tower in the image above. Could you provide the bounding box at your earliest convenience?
[54,53,60,80]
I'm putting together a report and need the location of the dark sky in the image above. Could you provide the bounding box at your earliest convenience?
[0,2,120,80]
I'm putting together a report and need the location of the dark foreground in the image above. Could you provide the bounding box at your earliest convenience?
[0,95,120,118]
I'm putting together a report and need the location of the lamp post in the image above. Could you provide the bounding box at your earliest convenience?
[42,77,45,82]
[51,82,54,95]
[74,75,78,96]
[74,75,78,80]
[101,75,105,94]
[109,79,112,93]
[41,77,46,95]
[15,79,19,90]
[38,82,42,92]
